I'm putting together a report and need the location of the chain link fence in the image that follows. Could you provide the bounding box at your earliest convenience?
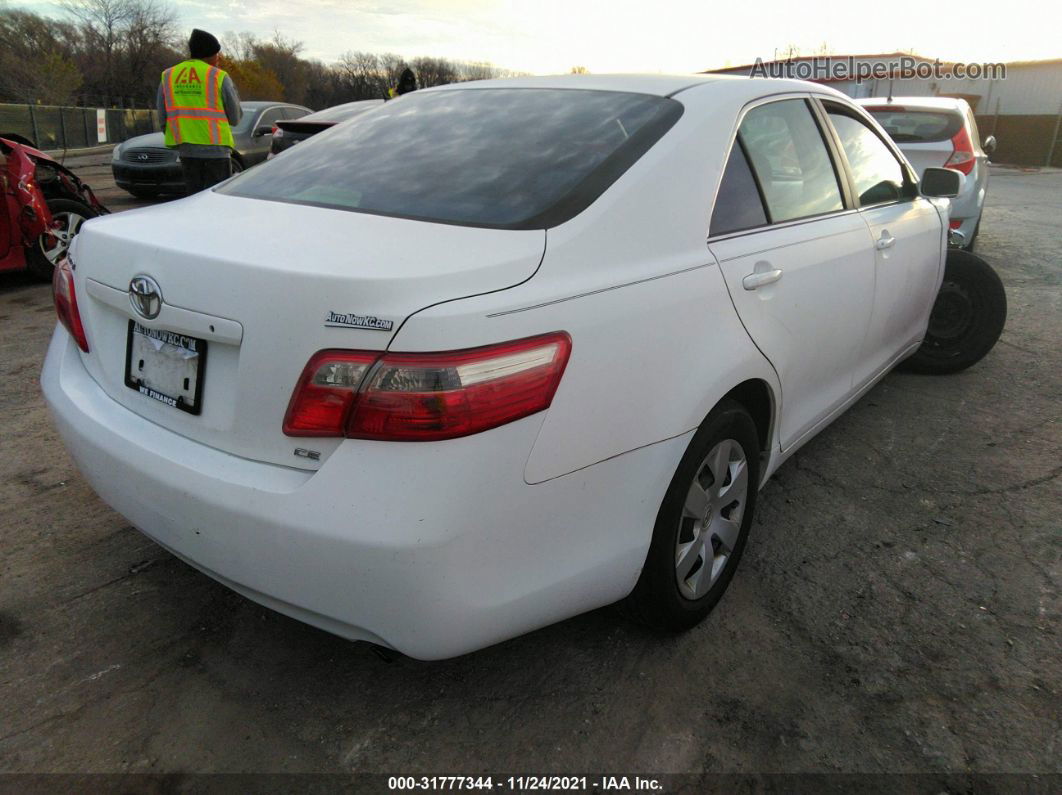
[0,103,159,151]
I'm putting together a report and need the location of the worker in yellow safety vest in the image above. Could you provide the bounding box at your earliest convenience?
[157,29,242,194]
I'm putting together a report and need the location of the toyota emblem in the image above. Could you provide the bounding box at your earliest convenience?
[129,275,162,319]
[137,153,149,161]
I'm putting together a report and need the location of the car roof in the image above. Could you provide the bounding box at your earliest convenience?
[240,100,308,111]
[857,96,969,112]
[423,73,851,102]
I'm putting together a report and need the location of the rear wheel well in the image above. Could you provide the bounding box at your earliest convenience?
[721,380,773,457]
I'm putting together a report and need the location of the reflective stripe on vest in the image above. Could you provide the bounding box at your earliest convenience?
[162,60,235,148]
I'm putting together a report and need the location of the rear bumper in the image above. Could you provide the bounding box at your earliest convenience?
[947,172,986,238]
[42,329,684,658]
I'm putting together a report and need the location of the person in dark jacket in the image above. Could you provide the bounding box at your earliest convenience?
[390,68,418,98]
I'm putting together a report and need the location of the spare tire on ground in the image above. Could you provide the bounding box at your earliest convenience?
[900,250,1007,375]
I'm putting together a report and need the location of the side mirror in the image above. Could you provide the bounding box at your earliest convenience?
[921,167,964,198]
[253,125,273,138]
[983,135,997,155]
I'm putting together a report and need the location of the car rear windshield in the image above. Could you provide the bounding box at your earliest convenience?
[863,108,963,143]
[218,88,683,229]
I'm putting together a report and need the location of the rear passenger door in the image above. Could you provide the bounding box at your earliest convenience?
[821,102,944,385]
[708,97,876,451]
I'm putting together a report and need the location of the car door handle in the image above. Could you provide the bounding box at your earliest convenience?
[742,269,783,290]
[876,232,896,250]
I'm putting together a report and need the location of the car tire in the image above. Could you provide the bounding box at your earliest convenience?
[127,187,160,200]
[900,250,1006,375]
[231,157,243,174]
[623,400,760,631]
[25,198,97,282]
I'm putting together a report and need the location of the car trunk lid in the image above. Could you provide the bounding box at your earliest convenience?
[895,141,957,178]
[70,191,545,469]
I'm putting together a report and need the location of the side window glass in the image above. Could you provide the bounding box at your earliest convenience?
[258,108,285,130]
[738,99,844,223]
[828,111,908,206]
[710,142,768,236]
[285,107,310,120]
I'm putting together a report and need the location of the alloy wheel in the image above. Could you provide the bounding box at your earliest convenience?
[38,211,86,265]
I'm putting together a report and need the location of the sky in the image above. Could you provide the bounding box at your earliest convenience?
[12,0,1061,73]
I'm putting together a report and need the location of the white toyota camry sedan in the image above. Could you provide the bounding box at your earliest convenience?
[42,74,1000,659]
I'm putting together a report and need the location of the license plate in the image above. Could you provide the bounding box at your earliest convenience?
[124,321,207,415]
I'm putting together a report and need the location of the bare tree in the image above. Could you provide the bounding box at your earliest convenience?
[221,31,260,63]
[335,51,389,100]
[460,61,501,82]
[56,0,179,105]
[61,0,131,100]
[377,53,409,95]
[253,31,309,104]
[411,56,458,88]
[2,5,519,110]
[122,0,179,95]
[0,9,82,103]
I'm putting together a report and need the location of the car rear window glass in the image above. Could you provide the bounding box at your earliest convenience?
[218,88,683,229]
[710,141,768,235]
[738,99,844,223]
[863,108,963,142]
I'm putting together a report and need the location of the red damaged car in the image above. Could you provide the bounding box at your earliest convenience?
[1,134,107,280]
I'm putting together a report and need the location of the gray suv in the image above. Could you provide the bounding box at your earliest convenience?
[111,101,311,198]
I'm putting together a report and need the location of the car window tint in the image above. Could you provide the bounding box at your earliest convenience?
[257,108,286,129]
[710,141,768,235]
[219,88,683,229]
[862,108,962,143]
[285,107,311,120]
[738,100,843,223]
[828,112,907,206]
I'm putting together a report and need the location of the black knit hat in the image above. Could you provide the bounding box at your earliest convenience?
[189,28,221,59]
[396,68,417,95]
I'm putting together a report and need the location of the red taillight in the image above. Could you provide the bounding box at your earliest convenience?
[271,124,279,135]
[282,350,378,436]
[944,126,975,175]
[283,333,572,441]
[52,257,89,352]
[949,219,962,230]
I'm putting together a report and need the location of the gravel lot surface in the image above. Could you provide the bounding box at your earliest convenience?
[1,157,1058,781]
